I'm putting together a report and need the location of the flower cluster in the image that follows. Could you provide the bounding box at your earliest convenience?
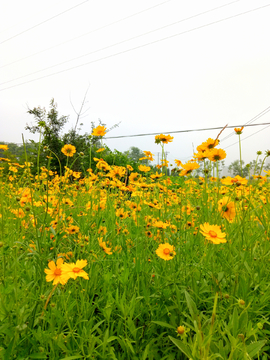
[45,258,89,285]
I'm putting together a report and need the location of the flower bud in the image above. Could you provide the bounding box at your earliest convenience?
[177,326,185,335]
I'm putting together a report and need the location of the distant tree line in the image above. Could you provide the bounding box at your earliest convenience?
[0,99,154,176]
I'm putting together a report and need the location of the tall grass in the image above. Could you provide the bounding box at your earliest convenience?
[0,136,270,359]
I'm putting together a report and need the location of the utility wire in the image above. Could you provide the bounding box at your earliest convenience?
[0,0,90,45]
[0,0,175,69]
[0,0,241,85]
[0,0,239,70]
[220,105,270,142]
[1,2,270,92]
[223,124,270,149]
[104,122,270,139]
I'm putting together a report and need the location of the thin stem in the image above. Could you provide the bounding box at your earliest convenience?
[41,284,58,317]
[238,135,243,177]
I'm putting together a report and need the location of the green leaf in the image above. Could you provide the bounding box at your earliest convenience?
[142,344,149,360]
[3,336,15,360]
[29,354,48,359]
[232,307,238,338]
[246,340,266,357]
[107,336,118,343]
[89,320,105,334]
[151,321,176,329]
[185,290,198,321]
[169,336,192,358]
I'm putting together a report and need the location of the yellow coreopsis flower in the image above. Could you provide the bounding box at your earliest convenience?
[61,144,76,157]
[156,243,176,261]
[199,223,227,244]
[218,197,236,222]
[92,125,107,137]
[138,165,151,172]
[61,260,89,280]
[44,258,69,285]
[207,148,226,162]
[155,134,174,144]
[174,159,182,167]
[179,161,200,176]
[96,147,105,153]
[234,127,244,135]
[0,144,8,151]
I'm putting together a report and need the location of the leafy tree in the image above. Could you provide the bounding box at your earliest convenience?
[24,98,130,174]
[124,146,148,164]
[25,99,69,172]
[228,160,249,177]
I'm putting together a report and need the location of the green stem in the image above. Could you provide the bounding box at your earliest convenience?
[238,135,243,177]
[253,154,259,176]
[259,155,267,176]
[36,128,43,183]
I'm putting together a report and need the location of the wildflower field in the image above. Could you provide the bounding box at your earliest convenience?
[1,129,270,359]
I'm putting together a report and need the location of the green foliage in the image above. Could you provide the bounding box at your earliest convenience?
[228,160,249,177]
[124,147,147,163]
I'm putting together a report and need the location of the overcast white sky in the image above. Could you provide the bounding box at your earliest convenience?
[1,0,270,167]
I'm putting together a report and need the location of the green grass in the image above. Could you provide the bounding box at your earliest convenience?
[0,162,270,359]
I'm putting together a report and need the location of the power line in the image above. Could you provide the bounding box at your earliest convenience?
[0,0,241,85]
[223,124,270,149]
[1,2,269,92]
[0,0,239,70]
[0,0,90,45]
[220,105,270,142]
[0,0,175,69]
[104,122,270,140]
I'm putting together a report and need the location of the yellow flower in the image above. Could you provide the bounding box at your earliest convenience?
[96,147,105,153]
[155,134,174,144]
[98,237,113,255]
[66,225,80,234]
[207,148,226,162]
[61,260,89,280]
[143,151,154,161]
[116,208,129,219]
[199,223,227,244]
[44,258,69,285]
[174,159,182,166]
[220,175,248,185]
[138,165,151,172]
[156,243,176,260]
[0,144,8,151]
[161,159,169,167]
[61,144,76,157]
[92,125,107,137]
[218,197,236,222]
[179,161,200,176]
[202,138,219,150]
[234,127,244,135]
[153,220,169,229]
